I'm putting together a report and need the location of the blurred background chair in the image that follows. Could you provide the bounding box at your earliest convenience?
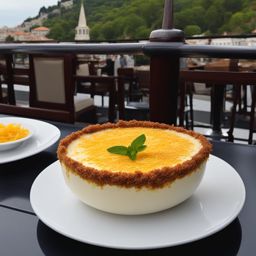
[0,54,16,105]
[76,75,117,122]
[179,68,256,144]
[117,67,149,120]
[76,60,111,107]
[0,80,7,103]
[0,53,96,123]
[134,68,150,98]
[29,53,96,123]
[117,67,143,103]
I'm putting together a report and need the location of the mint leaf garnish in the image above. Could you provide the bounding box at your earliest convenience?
[107,146,128,156]
[131,134,146,149]
[107,134,147,161]
[137,145,147,152]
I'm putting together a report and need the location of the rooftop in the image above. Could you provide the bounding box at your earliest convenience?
[32,26,49,31]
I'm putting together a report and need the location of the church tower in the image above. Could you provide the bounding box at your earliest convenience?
[75,2,90,41]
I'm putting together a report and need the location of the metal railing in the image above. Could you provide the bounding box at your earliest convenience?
[1,0,256,128]
[1,38,256,124]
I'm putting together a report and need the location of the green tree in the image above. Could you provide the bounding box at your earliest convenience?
[205,4,225,33]
[224,0,243,11]
[184,25,202,36]
[5,35,15,42]
[39,6,47,14]
[37,0,256,41]
[229,12,245,27]
[123,15,146,38]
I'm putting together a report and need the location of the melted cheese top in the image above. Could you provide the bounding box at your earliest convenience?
[67,127,202,173]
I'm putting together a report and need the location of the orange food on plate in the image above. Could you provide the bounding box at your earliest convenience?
[0,123,30,143]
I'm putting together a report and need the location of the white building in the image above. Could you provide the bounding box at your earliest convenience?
[75,3,90,41]
[244,37,256,47]
[0,27,13,41]
[60,0,73,9]
[31,26,50,37]
[210,37,246,46]
[186,36,248,47]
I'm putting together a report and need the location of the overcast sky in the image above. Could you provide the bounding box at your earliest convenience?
[0,0,58,27]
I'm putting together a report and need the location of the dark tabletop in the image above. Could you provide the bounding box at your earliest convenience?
[0,120,256,256]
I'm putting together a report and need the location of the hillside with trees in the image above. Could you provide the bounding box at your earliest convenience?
[39,0,256,41]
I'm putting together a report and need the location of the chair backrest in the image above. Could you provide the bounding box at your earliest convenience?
[76,75,117,122]
[117,68,135,116]
[117,67,134,78]
[29,54,75,113]
[0,78,3,103]
[204,59,239,72]
[117,67,136,89]
[0,54,89,123]
[0,54,80,123]
[0,54,16,104]
[76,63,90,76]
[134,69,150,91]
[0,53,79,123]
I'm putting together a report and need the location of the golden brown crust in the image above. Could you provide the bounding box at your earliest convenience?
[57,120,212,189]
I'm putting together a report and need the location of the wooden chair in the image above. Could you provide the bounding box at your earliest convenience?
[76,61,110,107]
[0,54,96,123]
[180,59,239,130]
[117,67,143,103]
[0,54,16,104]
[29,53,96,123]
[178,78,194,130]
[76,75,117,122]
[116,68,150,121]
[0,80,6,103]
[0,62,7,103]
[134,68,150,97]
[179,69,256,144]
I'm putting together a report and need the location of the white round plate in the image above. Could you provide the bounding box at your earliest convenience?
[30,155,246,250]
[0,117,60,164]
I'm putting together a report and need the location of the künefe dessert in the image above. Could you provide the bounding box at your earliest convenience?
[57,120,212,215]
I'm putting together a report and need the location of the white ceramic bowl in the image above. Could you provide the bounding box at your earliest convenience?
[0,122,34,151]
[58,121,212,215]
[60,160,207,215]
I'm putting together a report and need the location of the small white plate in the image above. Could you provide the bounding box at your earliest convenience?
[30,155,246,249]
[0,121,34,152]
[0,117,60,164]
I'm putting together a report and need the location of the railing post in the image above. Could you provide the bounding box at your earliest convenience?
[148,0,184,124]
